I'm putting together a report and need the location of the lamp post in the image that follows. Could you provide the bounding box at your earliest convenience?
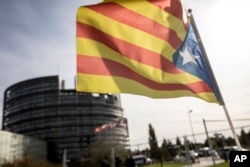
[203,119,216,167]
[188,110,200,163]
[188,110,197,148]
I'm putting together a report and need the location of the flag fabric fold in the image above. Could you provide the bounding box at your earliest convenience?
[76,0,220,103]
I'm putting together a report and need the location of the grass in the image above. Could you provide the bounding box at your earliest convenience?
[145,161,229,167]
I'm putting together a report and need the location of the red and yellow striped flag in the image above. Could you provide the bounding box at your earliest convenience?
[76,0,219,103]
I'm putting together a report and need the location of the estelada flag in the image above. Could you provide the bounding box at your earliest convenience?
[76,0,219,103]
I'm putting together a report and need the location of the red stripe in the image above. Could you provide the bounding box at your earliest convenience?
[86,2,183,50]
[77,55,213,93]
[77,22,183,74]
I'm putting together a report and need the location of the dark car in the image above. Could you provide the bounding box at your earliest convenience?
[218,146,238,161]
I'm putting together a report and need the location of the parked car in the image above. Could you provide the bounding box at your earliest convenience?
[218,146,238,161]
[177,150,198,163]
[132,154,151,166]
[198,147,210,157]
[198,147,218,157]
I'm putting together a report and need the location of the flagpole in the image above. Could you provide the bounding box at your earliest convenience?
[187,9,242,150]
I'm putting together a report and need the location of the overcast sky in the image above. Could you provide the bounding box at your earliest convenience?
[1,0,250,150]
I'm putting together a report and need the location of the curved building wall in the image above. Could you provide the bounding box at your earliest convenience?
[2,76,129,162]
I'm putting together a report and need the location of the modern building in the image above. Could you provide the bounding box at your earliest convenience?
[2,75,129,162]
[0,130,47,165]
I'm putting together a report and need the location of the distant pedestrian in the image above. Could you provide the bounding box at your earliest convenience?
[101,156,110,167]
[124,154,136,167]
[115,155,122,167]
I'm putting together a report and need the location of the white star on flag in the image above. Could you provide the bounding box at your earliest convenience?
[179,47,199,65]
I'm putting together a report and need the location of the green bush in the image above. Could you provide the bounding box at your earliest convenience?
[84,141,128,167]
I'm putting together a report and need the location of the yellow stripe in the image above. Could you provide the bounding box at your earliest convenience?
[77,38,202,84]
[114,0,186,40]
[77,7,177,61]
[76,73,218,103]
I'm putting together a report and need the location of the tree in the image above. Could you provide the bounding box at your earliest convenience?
[161,139,172,161]
[176,136,182,147]
[204,137,218,149]
[148,124,159,159]
[214,133,226,148]
[225,136,236,146]
[149,123,158,149]
[86,141,127,167]
[240,128,249,147]
[247,130,250,148]
[162,138,168,148]
[164,139,177,159]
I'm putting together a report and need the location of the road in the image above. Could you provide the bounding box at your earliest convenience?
[181,156,225,167]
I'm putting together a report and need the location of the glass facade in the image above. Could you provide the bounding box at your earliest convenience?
[2,76,129,162]
[0,130,47,165]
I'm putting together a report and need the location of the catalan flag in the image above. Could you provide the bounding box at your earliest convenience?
[76,0,220,103]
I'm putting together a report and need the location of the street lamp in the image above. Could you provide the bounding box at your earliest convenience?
[188,110,197,148]
[188,110,200,163]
